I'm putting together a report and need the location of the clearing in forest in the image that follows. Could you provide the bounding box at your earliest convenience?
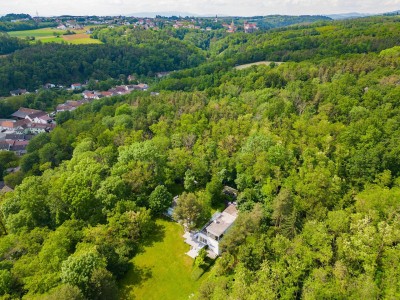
[119,219,210,300]
[234,61,284,70]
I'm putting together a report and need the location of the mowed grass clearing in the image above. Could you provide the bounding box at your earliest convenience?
[8,27,102,44]
[234,61,284,70]
[119,219,210,300]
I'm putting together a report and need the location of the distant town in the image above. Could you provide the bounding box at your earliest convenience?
[4,13,263,33]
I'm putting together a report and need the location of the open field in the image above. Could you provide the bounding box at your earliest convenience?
[234,61,284,70]
[8,28,65,38]
[119,219,210,300]
[63,33,102,44]
[8,27,102,45]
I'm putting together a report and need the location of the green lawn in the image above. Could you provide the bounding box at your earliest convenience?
[119,219,209,300]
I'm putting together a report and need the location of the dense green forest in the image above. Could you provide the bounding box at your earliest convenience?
[0,39,205,96]
[1,15,400,299]
[0,34,27,55]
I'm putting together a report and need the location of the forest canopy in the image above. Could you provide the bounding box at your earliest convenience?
[1,15,400,299]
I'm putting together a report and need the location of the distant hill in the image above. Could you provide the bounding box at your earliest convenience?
[326,12,373,20]
[256,15,332,30]
[0,13,32,21]
[327,10,400,20]
[384,10,400,16]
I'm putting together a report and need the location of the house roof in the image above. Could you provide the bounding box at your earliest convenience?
[10,89,27,95]
[223,186,238,197]
[38,115,52,121]
[101,91,113,97]
[12,140,29,151]
[0,185,14,194]
[0,121,16,129]
[205,204,238,237]
[27,111,47,119]
[15,119,29,128]
[5,133,25,140]
[0,140,13,150]
[11,108,44,119]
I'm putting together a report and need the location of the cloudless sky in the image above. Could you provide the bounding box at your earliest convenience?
[0,0,399,17]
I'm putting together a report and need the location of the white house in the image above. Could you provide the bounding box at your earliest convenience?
[71,83,83,90]
[195,204,238,256]
[25,112,52,124]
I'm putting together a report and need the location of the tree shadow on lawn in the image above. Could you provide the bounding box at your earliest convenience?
[119,219,169,299]
[137,220,166,252]
[119,263,153,300]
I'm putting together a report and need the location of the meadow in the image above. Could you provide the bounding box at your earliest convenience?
[8,27,102,44]
[119,219,210,300]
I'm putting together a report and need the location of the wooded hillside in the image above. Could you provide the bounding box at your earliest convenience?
[1,16,400,299]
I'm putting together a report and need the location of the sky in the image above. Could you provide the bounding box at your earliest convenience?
[0,0,399,17]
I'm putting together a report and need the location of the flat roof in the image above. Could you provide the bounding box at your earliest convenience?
[206,204,238,237]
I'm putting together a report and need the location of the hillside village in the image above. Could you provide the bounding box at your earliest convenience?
[1,81,149,156]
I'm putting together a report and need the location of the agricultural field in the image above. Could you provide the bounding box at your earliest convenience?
[119,219,211,300]
[8,27,102,44]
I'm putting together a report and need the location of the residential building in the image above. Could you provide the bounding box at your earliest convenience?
[71,83,83,90]
[195,204,238,256]
[10,89,28,96]
[11,108,44,119]
[244,22,258,33]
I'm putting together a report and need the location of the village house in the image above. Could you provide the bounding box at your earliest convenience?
[83,90,100,100]
[0,119,29,134]
[127,75,136,82]
[56,99,88,113]
[244,22,258,33]
[11,108,53,125]
[25,112,53,124]
[11,140,29,156]
[25,123,55,134]
[0,141,12,151]
[43,83,56,89]
[56,103,76,113]
[57,24,67,30]
[100,91,113,97]
[0,140,29,156]
[10,89,28,96]
[11,107,43,120]
[71,83,83,90]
